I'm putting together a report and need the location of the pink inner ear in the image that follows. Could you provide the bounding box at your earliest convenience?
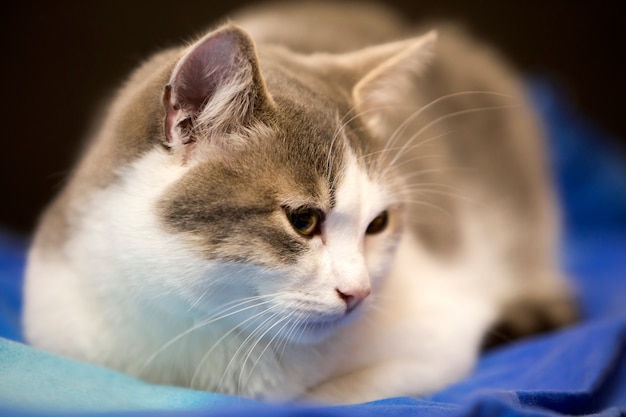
[161,25,273,152]
[163,29,247,146]
[171,32,240,113]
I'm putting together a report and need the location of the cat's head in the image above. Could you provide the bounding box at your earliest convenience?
[150,25,436,343]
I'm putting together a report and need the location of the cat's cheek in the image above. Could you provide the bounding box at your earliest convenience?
[363,233,402,291]
[258,255,350,309]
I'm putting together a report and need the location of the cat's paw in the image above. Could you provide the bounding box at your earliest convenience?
[483,291,579,349]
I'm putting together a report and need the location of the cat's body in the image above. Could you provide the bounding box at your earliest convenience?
[23,2,576,404]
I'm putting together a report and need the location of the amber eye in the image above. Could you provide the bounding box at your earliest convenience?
[366,211,389,235]
[287,207,323,237]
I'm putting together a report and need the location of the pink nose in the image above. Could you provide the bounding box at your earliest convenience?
[336,287,371,313]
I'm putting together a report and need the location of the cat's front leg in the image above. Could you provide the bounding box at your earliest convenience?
[303,359,473,405]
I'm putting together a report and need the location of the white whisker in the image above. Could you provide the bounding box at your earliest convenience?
[376,91,515,172]
[190,304,279,388]
[239,312,295,388]
[382,104,518,179]
[141,293,285,371]
[217,310,283,395]
[393,199,453,217]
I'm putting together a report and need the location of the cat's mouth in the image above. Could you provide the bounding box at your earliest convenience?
[282,308,364,344]
[301,317,342,330]
[287,317,342,344]
[263,296,366,344]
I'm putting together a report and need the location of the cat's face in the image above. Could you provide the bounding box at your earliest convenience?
[157,96,404,343]
[127,25,434,344]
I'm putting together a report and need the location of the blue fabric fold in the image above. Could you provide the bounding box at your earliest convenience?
[1,80,625,416]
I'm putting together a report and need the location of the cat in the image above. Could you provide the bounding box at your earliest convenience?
[23,1,577,405]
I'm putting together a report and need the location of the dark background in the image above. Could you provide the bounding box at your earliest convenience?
[1,1,624,235]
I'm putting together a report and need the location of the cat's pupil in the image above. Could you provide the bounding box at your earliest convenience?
[366,211,389,235]
[287,207,322,237]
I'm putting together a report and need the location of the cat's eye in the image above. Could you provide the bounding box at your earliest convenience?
[286,207,323,237]
[366,211,389,235]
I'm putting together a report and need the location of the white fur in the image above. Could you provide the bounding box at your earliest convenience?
[25,148,500,403]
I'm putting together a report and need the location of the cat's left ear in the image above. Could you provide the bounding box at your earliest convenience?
[351,31,437,132]
[163,24,273,158]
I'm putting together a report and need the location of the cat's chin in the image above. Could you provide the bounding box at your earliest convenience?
[288,319,342,344]
[278,311,363,345]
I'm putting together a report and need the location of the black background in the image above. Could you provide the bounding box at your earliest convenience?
[1,1,624,235]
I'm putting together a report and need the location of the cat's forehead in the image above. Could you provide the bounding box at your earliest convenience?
[267,93,379,196]
[265,70,376,169]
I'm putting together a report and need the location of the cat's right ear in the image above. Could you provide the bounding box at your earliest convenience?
[350,31,437,133]
[163,24,274,159]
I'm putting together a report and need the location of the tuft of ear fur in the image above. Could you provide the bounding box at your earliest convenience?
[352,31,437,132]
[163,24,274,162]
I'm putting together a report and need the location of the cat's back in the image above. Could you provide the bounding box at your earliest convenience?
[230,1,412,53]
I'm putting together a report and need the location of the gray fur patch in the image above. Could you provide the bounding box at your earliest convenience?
[157,88,372,266]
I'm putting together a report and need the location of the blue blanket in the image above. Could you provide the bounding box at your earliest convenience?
[1,80,625,416]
